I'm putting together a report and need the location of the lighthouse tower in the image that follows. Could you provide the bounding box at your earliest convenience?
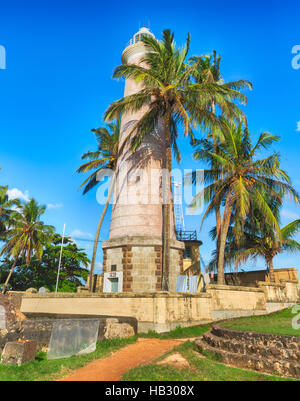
[101,28,184,293]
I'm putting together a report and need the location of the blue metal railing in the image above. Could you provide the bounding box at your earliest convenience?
[175,230,198,241]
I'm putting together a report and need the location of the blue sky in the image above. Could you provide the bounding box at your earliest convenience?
[0,0,299,275]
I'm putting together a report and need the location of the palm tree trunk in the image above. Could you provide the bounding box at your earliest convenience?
[1,259,17,294]
[162,114,171,291]
[89,174,116,292]
[217,194,233,285]
[216,201,221,269]
[268,258,275,283]
[211,102,221,275]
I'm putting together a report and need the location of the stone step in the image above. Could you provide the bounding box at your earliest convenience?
[203,331,300,363]
[196,336,300,378]
[211,325,300,353]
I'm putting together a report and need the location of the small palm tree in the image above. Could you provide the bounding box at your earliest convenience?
[0,186,20,239]
[190,120,299,284]
[105,30,250,290]
[1,198,54,293]
[234,219,300,282]
[77,119,120,291]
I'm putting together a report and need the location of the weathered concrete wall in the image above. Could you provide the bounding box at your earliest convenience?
[257,281,288,302]
[284,280,300,303]
[21,292,212,333]
[257,280,300,313]
[206,284,267,321]
[20,280,300,333]
[0,315,137,352]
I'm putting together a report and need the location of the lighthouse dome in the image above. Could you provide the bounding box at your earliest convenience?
[122,27,155,64]
[131,27,155,45]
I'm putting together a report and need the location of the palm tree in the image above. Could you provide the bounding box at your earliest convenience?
[190,121,299,284]
[189,51,252,267]
[77,119,120,291]
[1,198,54,293]
[233,218,300,282]
[0,186,20,239]
[104,30,251,290]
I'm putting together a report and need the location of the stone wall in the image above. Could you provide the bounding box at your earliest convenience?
[284,280,300,303]
[0,315,137,352]
[0,294,20,330]
[197,325,300,378]
[256,281,300,313]
[101,236,184,293]
[257,281,288,302]
[21,292,212,333]
[20,280,300,334]
[206,284,267,320]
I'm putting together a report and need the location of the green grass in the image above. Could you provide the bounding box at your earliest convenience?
[0,336,136,381]
[139,324,210,339]
[220,308,300,336]
[122,341,294,381]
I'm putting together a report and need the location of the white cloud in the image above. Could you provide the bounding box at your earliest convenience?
[297,122,300,132]
[281,209,300,220]
[47,203,63,210]
[7,188,30,202]
[71,230,93,239]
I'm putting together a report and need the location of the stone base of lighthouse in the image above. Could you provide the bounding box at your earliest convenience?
[100,236,184,293]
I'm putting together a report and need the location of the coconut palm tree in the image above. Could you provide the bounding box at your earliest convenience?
[190,120,299,284]
[0,186,20,239]
[220,216,300,283]
[77,119,120,291]
[234,219,300,282]
[104,30,251,290]
[1,198,54,293]
[189,51,252,266]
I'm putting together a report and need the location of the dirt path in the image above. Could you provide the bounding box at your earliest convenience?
[61,338,183,381]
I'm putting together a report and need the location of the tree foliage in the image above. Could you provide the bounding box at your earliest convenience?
[0,234,89,292]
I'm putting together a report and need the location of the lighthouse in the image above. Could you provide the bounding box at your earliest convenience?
[101,28,184,293]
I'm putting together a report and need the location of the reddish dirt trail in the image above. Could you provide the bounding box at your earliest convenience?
[61,338,183,381]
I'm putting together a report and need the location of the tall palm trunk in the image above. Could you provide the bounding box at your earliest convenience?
[268,258,275,283]
[162,114,171,291]
[89,174,116,292]
[211,102,221,275]
[217,194,233,285]
[1,258,17,294]
[216,206,221,257]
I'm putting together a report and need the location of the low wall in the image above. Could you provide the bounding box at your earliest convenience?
[198,325,300,378]
[20,280,300,333]
[257,280,300,313]
[206,284,267,321]
[284,280,300,303]
[21,292,212,333]
[257,281,288,302]
[0,315,137,352]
